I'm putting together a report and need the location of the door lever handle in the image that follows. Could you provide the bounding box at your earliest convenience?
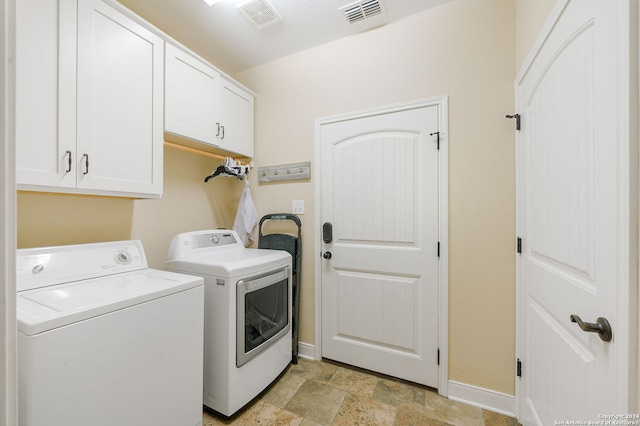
[569,314,612,342]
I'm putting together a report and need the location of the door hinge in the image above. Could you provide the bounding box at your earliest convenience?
[437,242,440,258]
[517,358,522,377]
[437,349,440,365]
[516,237,522,254]
[430,131,440,150]
[506,113,521,131]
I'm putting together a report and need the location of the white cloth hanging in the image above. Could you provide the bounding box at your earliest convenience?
[233,178,258,247]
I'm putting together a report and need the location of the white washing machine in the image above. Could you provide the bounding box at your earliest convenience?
[166,230,292,417]
[16,240,204,426]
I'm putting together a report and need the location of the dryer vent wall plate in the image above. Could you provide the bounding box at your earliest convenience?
[238,0,282,29]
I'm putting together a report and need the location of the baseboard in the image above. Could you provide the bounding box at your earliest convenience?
[296,342,317,360]
[447,380,515,417]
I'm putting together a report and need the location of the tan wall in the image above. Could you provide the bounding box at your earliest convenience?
[17,146,236,268]
[515,0,557,70]
[130,146,238,268]
[235,0,516,395]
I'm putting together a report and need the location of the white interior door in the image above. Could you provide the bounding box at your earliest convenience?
[516,1,636,423]
[319,100,442,387]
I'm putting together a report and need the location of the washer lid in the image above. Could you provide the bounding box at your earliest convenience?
[17,269,203,336]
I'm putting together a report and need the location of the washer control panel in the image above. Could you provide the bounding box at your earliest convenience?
[17,240,147,292]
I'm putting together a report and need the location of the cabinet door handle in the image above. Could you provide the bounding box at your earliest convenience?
[65,150,72,173]
[82,154,89,175]
[221,125,225,140]
[216,123,221,137]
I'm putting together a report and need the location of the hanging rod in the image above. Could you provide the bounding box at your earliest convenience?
[163,141,250,165]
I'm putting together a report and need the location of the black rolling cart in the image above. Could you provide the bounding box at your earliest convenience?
[258,213,302,364]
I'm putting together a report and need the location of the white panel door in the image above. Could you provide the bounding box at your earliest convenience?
[77,0,163,195]
[320,102,440,387]
[516,0,634,423]
[15,0,76,188]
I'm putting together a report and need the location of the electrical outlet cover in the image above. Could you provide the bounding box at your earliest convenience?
[292,200,304,215]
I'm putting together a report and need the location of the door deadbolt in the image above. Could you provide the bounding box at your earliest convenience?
[323,222,333,244]
[323,251,332,259]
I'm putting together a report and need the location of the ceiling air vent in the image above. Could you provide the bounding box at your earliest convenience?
[238,0,282,29]
[340,0,384,24]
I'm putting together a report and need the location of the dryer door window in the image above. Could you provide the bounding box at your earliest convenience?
[236,268,290,367]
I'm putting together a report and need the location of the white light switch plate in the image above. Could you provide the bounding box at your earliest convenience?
[292,200,305,215]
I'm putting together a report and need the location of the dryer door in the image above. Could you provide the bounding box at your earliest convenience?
[236,267,290,367]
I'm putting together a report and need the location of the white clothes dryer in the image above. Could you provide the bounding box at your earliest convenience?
[16,240,204,426]
[166,230,292,417]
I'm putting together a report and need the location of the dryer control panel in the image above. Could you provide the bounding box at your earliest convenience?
[192,232,238,248]
[168,230,244,259]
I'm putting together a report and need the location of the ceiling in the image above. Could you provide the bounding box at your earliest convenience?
[117,0,452,74]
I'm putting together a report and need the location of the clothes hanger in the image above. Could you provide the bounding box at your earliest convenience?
[204,165,243,182]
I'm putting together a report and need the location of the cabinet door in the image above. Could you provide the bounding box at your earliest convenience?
[219,79,254,157]
[16,0,76,188]
[77,0,163,196]
[165,43,221,146]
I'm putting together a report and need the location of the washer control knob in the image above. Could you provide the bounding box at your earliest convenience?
[115,250,132,265]
[210,235,220,244]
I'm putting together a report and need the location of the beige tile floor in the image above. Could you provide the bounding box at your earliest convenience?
[202,358,520,426]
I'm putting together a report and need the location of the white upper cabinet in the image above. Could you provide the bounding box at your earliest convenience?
[164,43,221,146]
[16,0,77,190]
[76,0,163,196]
[16,0,164,198]
[16,0,253,200]
[219,79,255,158]
[165,43,255,158]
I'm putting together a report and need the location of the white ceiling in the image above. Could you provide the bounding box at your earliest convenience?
[117,0,452,74]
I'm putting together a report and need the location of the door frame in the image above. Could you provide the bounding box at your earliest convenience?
[514,0,639,418]
[1,0,17,424]
[313,96,449,395]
